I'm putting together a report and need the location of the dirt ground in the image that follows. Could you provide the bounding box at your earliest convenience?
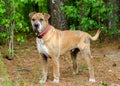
[0,37,120,86]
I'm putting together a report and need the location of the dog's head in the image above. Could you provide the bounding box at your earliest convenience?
[29,12,50,35]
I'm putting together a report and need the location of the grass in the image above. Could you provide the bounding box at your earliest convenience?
[0,46,44,86]
[99,82,108,86]
[79,66,88,71]
[0,52,12,86]
[0,52,30,86]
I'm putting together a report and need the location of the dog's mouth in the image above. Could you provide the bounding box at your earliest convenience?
[33,26,41,36]
[34,29,40,36]
[33,23,43,35]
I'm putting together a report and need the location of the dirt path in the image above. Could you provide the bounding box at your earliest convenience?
[0,38,120,86]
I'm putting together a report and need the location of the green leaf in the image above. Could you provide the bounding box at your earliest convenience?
[70,25,76,30]
[100,8,107,13]
[99,82,108,86]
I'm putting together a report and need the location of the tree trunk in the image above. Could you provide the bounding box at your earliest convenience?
[104,0,118,39]
[48,0,68,30]
[109,0,118,39]
[117,0,120,23]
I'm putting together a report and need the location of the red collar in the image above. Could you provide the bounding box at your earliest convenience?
[38,24,51,38]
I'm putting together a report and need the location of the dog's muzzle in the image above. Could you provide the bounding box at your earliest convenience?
[33,23,40,34]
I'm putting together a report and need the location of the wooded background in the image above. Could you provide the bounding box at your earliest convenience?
[0,0,120,45]
[0,1,120,85]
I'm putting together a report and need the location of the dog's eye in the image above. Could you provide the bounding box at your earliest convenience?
[39,19,43,21]
[32,19,35,21]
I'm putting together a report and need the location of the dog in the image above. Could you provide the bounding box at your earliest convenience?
[29,12,101,84]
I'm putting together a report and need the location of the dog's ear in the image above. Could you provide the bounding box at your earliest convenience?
[29,12,36,18]
[44,13,50,21]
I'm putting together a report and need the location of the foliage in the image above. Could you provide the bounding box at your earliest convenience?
[0,0,47,44]
[99,82,108,86]
[0,0,120,45]
[0,1,8,43]
[61,0,119,36]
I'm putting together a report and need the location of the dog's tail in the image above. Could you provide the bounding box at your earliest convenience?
[89,29,101,41]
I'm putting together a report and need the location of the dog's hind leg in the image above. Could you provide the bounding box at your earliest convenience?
[70,48,80,74]
[39,54,48,84]
[81,47,95,82]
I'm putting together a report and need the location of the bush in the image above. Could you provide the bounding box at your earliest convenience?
[0,0,47,44]
[61,0,119,36]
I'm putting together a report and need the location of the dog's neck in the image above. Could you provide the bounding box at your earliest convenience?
[38,24,51,39]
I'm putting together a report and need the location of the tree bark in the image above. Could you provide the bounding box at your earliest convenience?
[104,0,118,39]
[48,0,68,30]
[117,0,120,22]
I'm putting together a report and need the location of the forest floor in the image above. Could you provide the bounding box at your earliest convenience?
[0,35,120,86]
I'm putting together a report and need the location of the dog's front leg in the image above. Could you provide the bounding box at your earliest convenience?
[52,57,60,83]
[39,54,48,84]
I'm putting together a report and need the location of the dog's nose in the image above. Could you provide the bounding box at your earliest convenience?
[34,24,39,28]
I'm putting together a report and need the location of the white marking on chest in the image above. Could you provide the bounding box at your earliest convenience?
[36,38,49,56]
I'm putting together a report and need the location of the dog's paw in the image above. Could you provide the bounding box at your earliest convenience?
[39,79,46,84]
[89,78,96,82]
[53,77,59,83]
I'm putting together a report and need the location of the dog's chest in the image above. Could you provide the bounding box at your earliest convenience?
[36,38,49,56]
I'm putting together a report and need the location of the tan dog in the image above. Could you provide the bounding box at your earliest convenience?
[29,12,101,84]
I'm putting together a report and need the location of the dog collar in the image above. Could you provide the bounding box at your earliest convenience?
[38,24,51,38]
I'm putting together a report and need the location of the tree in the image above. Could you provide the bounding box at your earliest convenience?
[48,0,68,30]
[104,0,119,39]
